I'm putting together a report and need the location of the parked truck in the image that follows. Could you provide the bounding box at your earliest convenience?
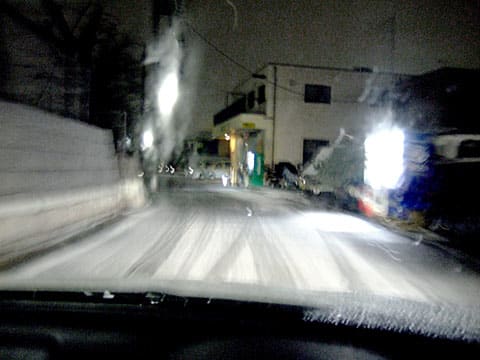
[300,129,364,209]
[301,68,480,230]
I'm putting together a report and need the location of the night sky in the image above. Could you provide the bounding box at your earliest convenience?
[182,0,479,133]
[86,0,480,134]
[2,1,479,134]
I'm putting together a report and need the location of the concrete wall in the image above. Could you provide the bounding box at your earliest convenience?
[0,102,120,195]
[0,101,145,266]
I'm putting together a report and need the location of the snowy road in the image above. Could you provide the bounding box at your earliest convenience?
[1,182,480,306]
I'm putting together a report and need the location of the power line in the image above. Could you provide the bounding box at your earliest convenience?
[184,21,362,104]
[184,21,253,75]
[183,20,304,98]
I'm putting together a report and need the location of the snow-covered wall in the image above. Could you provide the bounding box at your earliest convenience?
[0,101,120,195]
[0,101,145,266]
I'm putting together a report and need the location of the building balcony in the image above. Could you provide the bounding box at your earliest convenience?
[213,86,267,126]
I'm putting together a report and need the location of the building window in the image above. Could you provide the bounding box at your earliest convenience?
[303,139,330,164]
[458,140,480,158]
[247,90,255,109]
[304,84,331,104]
[258,85,266,104]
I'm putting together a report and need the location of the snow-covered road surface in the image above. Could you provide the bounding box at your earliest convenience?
[1,183,480,306]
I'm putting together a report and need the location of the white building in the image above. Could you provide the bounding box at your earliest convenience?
[212,63,408,184]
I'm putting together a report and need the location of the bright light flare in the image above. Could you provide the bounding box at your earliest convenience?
[247,151,255,172]
[222,174,229,187]
[157,72,179,116]
[364,128,404,189]
[224,133,230,141]
[229,135,236,152]
[142,130,154,150]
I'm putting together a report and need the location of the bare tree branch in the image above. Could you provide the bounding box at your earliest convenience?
[40,0,76,45]
[71,1,93,34]
[76,4,103,63]
[0,1,68,53]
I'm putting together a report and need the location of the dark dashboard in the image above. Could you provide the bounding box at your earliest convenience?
[0,291,477,359]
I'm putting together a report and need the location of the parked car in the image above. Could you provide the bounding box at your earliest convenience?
[188,161,230,180]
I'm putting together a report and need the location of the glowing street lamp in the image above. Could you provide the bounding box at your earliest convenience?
[142,129,154,150]
[157,72,179,117]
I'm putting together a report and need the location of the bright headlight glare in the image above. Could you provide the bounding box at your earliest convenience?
[364,128,404,189]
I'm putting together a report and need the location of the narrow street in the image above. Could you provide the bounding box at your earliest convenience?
[1,182,479,306]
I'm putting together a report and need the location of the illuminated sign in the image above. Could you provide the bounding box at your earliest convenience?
[242,122,256,129]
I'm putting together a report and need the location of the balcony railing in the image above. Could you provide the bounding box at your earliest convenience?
[213,96,247,126]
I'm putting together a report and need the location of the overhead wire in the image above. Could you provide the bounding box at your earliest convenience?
[183,20,304,98]
[183,20,361,104]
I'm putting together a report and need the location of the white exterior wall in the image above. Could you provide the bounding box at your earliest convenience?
[215,64,404,167]
[271,65,403,166]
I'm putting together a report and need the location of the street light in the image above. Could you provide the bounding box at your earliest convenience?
[142,130,154,150]
[157,72,179,117]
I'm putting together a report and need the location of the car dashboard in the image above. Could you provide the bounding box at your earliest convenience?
[0,291,477,359]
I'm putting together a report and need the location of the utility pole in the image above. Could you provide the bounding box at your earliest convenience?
[123,111,128,139]
[390,14,396,73]
[389,0,397,73]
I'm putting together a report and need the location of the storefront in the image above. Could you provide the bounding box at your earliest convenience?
[212,114,273,187]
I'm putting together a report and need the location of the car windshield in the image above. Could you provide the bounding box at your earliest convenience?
[1,0,480,339]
